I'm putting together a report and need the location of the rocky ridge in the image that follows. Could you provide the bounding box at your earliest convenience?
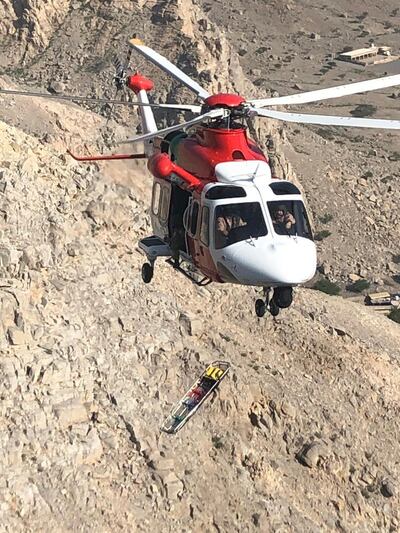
[0,0,400,531]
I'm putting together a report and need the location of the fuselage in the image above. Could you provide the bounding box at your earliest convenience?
[150,129,317,287]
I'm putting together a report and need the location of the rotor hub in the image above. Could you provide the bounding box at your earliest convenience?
[204,93,246,109]
[126,73,154,94]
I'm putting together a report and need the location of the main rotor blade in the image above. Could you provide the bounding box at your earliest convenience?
[249,74,400,108]
[122,108,228,144]
[129,38,210,100]
[0,89,202,113]
[255,108,400,129]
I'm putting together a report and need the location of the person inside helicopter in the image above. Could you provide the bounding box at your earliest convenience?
[214,203,268,249]
[268,200,313,240]
[215,214,238,248]
[271,204,296,235]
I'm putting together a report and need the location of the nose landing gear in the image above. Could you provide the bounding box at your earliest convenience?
[254,287,293,317]
[255,298,267,318]
[255,287,273,318]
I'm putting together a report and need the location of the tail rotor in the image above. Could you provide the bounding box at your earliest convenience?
[106,48,133,125]
[113,47,132,92]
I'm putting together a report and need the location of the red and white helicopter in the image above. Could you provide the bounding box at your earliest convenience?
[2,38,400,317]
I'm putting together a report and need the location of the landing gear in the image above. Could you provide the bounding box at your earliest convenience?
[138,236,173,285]
[141,262,154,284]
[254,287,293,318]
[269,299,280,317]
[255,288,275,318]
[272,287,293,309]
[255,299,266,318]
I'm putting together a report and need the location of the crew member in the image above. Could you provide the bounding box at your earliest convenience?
[272,205,296,234]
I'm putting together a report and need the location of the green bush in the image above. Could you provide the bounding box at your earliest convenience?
[388,308,400,324]
[350,104,377,118]
[351,135,365,143]
[212,435,224,449]
[319,213,333,224]
[389,152,400,162]
[313,278,341,295]
[314,230,331,241]
[348,279,370,293]
[357,11,368,21]
[362,171,373,179]
[316,128,335,141]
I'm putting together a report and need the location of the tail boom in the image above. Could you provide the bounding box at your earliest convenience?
[126,73,158,155]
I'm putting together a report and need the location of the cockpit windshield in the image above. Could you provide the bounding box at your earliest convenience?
[268,200,313,240]
[214,202,268,249]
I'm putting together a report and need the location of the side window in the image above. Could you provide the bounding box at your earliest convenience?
[200,206,210,246]
[152,182,161,215]
[159,186,170,222]
[190,202,199,236]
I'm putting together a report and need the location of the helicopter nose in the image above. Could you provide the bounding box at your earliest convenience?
[220,237,317,286]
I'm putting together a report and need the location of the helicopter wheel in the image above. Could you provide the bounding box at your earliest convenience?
[273,287,293,309]
[269,299,280,317]
[255,299,266,318]
[141,262,154,284]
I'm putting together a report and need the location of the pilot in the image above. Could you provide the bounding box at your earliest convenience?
[215,213,246,247]
[273,205,296,233]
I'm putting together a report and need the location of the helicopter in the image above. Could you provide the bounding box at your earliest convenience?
[2,38,400,317]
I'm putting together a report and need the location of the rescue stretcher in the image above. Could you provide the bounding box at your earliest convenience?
[161,361,230,434]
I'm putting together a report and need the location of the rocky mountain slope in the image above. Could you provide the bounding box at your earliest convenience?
[0,1,400,531]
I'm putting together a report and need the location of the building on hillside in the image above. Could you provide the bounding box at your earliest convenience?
[337,45,398,66]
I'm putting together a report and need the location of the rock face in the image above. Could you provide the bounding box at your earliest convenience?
[0,0,71,64]
[0,0,400,531]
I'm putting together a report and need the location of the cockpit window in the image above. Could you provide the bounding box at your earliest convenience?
[205,185,246,200]
[268,200,313,240]
[269,182,301,195]
[214,202,268,249]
